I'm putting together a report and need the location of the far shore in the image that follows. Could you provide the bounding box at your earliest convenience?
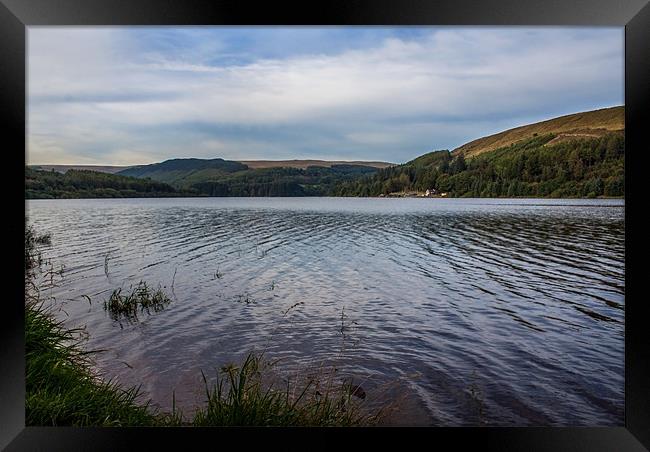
[25,195,625,201]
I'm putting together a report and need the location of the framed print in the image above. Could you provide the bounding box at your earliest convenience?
[2,0,649,450]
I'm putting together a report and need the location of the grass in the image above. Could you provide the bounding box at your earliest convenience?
[25,300,181,426]
[104,281,172,322]
[26,300,381,426]
[25,225,180,425]
[193,353,381,426]
[25,223,51,274]
[25,224,386,426]
[454,105,624,158]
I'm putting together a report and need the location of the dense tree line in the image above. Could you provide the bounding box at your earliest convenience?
[332,133,624,198]
[25,165,380,198]
[25,168,197,199]
[189,165,378,197]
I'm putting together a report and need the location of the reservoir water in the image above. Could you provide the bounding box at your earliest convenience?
[26,197,625,426]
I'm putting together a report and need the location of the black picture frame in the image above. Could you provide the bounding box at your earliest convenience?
[2,0,649,450]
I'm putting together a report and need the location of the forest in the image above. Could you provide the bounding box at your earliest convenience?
[332,133,624,198]
[25,164,378,198]
[189,164,377,196]
[25,168,196,199]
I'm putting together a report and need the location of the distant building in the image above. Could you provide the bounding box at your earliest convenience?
[425,188,438,197]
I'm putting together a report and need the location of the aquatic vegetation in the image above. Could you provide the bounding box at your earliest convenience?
[27,303,383,426]
[104,252,110,279]
[27,297,383,426]
[25,226,180,426]
[24,225,391,426]
[25,223,51,274]
[283,301,304,316]
[467,372,487,425]
[234,293,255,305]
[26,300,181,426]
[193,352,381,426]
[104,281,172,322]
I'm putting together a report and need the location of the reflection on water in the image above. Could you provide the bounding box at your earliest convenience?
[27,197,624,426]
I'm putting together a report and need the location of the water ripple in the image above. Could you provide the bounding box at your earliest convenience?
[26,197,624,426]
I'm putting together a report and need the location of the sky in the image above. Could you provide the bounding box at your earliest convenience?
[27,27,624,166]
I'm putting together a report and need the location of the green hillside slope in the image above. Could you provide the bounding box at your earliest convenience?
[453,106,624,158]
[117,157,382,196]
[118,158,248,185]
[333,132,624,198]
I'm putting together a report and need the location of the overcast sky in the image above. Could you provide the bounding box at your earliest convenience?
[27,27,623,166]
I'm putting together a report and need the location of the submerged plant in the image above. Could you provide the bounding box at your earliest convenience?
[234,293,255,305]
[104,253,111,279]
[25,223,51,275]
[467,378,486,425]
[104,281,172,322]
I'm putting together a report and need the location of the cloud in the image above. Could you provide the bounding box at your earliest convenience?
[27,27,623,165]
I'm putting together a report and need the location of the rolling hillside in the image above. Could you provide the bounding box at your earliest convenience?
[32,160,392,175]
[115,158,386,196]
[334,106,625,198]
[239,160,393,169]
[453,106,624,158]
[30,164,133,174]
[118,158,248,185]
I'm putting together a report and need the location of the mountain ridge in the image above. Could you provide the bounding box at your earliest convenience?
[334,105,625,198]
[31,159,394,175]
[452,105,624,158]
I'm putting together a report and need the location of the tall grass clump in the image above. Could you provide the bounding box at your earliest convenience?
[25,301,183,426]
[192,353,383,426]
[104,281,172,322]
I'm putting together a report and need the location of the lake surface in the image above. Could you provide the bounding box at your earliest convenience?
[26,197,625,426]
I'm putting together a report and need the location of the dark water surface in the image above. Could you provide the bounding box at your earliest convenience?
[26,197,625,426]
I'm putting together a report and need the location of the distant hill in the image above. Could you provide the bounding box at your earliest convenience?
[239,160,393,169]
[453,106,624,158]
[114,158,387,196]
[30,164,133,174]
[334,106,624,198]
[118,158,249,185]
[27,158,393,197]
[31,159,393,176]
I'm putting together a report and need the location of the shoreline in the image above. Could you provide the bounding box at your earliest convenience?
[25,195,625,201]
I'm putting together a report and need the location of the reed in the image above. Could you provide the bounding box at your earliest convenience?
[192,353,381,426]
[104,281,172,322]
[25,300,181,426]
[27,301,382,426]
